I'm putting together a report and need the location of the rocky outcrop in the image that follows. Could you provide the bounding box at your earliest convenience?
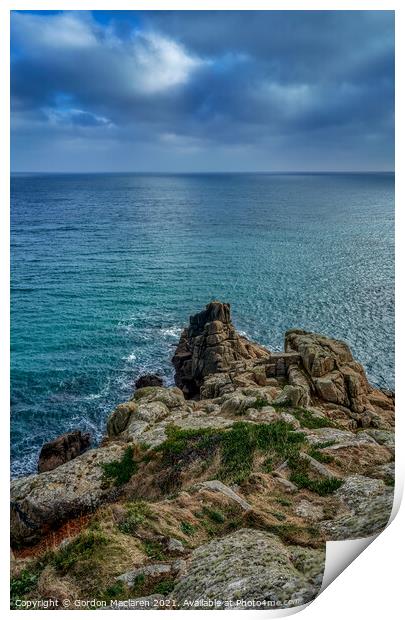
[11,443,126,547]
[135,374,163,390]
[285,329,375,413]
[172,301,269,397]
[37,430,91,473]
[171,529,324,609]
[10,301,395,611]
[320,475,394,539]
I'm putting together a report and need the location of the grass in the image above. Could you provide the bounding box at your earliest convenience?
[251,397,270,410]
[275,497,292,507]
[292,408,336,429]
[153,425,224,492]
[271,511,287,521]
[307,448,334,464]
[288,455,343,496]
[202,507,226,524]
[154,421,307,487]
[154,579,175,595]
[117,501,152,535]
[101,446,137,486]
[51,528,109,574]
[130,573,175,598]
[219,421,305,484]
[180,521,196,536]
[143,540,165,560]
[103,581,126,600]
[132,573,146,596]
[10,569,39,608]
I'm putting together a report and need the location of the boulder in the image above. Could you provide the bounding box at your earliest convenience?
[37,430,91,473]
[196,479,252,510]
[107,401,137,437]
[171,529,324,609]
[135,374,163,390]
[11,443,127,547]
[284,330,391,414]
[173,301,269,397]
[320,474,393,539]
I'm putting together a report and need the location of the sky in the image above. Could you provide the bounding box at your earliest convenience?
[10,10,394,173]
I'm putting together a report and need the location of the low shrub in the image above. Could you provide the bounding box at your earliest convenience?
[101,446,137,486]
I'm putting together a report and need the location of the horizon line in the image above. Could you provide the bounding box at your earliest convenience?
[11,170,395,176]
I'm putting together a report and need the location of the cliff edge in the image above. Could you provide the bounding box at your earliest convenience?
[10,302,395,610]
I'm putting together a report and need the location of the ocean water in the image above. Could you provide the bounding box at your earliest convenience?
[11,173,394,477]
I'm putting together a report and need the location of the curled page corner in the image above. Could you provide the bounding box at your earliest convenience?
[320,535,377,593]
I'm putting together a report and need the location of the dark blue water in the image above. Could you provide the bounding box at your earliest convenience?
[11,173,394,476]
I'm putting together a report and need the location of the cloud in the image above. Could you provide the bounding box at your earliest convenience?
[10,10,394,172]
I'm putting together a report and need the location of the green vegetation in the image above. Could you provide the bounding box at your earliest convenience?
[132,573,146,595]
[143,540,165,560]
[219,421,305,484]
[180,521,196,536]
[154,421,306,487]
[288,455,342,496]
[10,569,39,608]
[203,507,226,524]
[103,581,126,600]
[275,497,292,507]
[51,528,109,574]
[118,501,152,535]
[251,397,270,410]
[384,475,395,487]
[271,511,287,521]
[307,448,334,464]
[101,446,137,486]
[130,573,175,598]
[292,408,336,429]
[154,579,175,595]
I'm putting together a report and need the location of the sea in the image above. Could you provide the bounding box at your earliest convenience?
[10,172,394,477]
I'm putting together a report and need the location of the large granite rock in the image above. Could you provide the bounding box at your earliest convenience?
[173,301,269,397]
[11,443,127,547]
[285,330,373,412]
[320,475,393,539]
[38,430,91,473]
[135,374,163,389]
[171,529,324,609]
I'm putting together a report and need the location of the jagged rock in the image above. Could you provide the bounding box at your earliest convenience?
[284,330,391,415]
[166,538,186,554]
[295,500,324,522]
[299,452,337,478]
[200,373,234,399]
[303,427,378,447]
[196,480,252,510]
[135,374,163,389]
[37,430,91,473]
[107,402,137,437]
[117,563,172,586]
[133,386,185,410]
[272,384,309,408]
[11,443,127,546]
[173,301,269,397]
[320,475,393,539]
[285,330,367,411]
[171,529,324,609]
[220,393,259,416]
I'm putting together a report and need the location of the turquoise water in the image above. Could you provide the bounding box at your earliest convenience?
[11,173,394,476]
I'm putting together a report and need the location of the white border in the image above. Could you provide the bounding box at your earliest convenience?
[1,2,402,618]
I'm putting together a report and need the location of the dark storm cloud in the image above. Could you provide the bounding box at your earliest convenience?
[10,10,394,172]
